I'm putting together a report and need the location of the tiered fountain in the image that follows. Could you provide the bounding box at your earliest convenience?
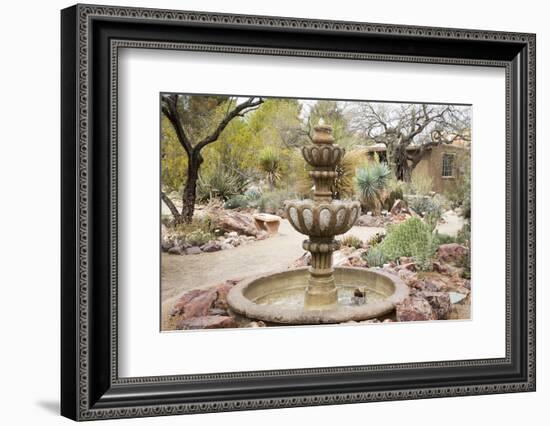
[227,124,408,324]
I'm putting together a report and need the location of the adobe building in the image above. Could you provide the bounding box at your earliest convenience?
[364,140,470,193]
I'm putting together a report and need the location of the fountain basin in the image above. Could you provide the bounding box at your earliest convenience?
[227,267,409,324]
[285,200,361,237]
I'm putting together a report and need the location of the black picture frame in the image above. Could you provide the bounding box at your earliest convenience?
[61,3,536,421]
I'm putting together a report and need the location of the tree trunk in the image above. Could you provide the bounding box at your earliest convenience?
[180,155,203,223]
[161,191,183,224]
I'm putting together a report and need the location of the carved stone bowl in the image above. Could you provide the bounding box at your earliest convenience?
[301,144,344,168]
[226,267,409,324]
[284,199,361,238]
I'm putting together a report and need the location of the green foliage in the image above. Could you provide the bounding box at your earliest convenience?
[444,162,471,219]
[224,195,250,210]
[408,196,442,230]
[338,234,363,249]
[196,164,248,202]
[433,231,456,245]
[256,190,295,214]
[354,162,391,213]
[258,147,282,190]
[362,246,385,267]
[379,218,436,270]
[333,149,366,199]
[172,216,214,246]
[456,222,471,246]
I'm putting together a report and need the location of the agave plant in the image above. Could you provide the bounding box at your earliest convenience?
[354,162,391,214]
[258,147,282,190]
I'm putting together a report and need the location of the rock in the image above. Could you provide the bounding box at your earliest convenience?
[200,241,221,252]
[208,308,228,316]
[356,214,385,227]
[171,288,217,318]
[215,211,259,237]
[383,319,394,323]
[463,280,471,290]
[185,246,202,255]
[220,243,234,250]
[397,262,417,272]
[396,297,437,322]
[333,251,352,267]
[289,252,310,268]
[168,245,184,255]
[177,315,237,330]
[255,230,269,240]
[431,261,449,273]
[162,240,175,252]
[246,321,266,328]
[390,199,407,215]
[213,281,237,310]
[437,243,468,264]
[417,291,452,319]
[420,280,446,292]
[348,249,367,267]
[227,231,238,238]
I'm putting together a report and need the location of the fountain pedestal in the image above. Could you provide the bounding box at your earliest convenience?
[303,238,340,307]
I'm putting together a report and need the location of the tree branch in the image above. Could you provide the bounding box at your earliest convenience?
[161,191,181,221]
[161,94,193,158]
[194,97,264,152]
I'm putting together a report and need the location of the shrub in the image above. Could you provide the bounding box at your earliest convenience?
[338,234,363,249]
[224,195,250,210]
[385,187,404,211]
[379,217,436,270]
[256,190,295,214]
[409,168,434,195]
[355,162,391,214]
[186,229,214,246]
[171,216,214,246]
[433,231,456,246]
[196,165,248,202]
[408,196,442,230]
[362,246,385,267]
[456,222,471,246]
[333,149,366,199]
[258,147,282,190]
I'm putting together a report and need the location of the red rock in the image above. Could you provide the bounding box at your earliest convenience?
[215,211,259,236]
[213,281,237,310]
[177,315,236,330]
[396,297,437,322]
[417,291,452,320]
[437,243,468,264]
[171,288,217,318]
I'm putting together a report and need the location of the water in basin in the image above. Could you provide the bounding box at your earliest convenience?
[254,284,387,308]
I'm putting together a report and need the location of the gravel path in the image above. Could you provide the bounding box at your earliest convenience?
[161,219,384,305]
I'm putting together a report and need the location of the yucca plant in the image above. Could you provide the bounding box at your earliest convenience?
[354,162,391,214]
[258,147,282,190]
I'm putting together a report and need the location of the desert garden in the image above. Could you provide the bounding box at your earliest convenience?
[160,95,472,331]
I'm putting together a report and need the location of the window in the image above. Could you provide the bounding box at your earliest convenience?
[442,154,454,177]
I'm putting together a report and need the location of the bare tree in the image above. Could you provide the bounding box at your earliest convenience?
[350,102,470,181]
[161,94,263,224]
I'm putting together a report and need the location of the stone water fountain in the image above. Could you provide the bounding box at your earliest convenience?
[227,124,408,324]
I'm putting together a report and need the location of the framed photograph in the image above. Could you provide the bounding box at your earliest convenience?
[61,4,536,421]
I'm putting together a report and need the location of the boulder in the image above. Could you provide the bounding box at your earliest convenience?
[213,281,237,310]
[356,214,385,227]
[171,288,217,318]
[185,246,202,255]
[437,243,468,264]
[167,245,184,255]
[200,241,221,253]
[417,291,452,320]
[396,297,437,322]
[390,199,407,215]
[177,315,237,330]
[161,240,175,252]
[289,252,311,268]
[215,211,259,237]
[246,321,267,328]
